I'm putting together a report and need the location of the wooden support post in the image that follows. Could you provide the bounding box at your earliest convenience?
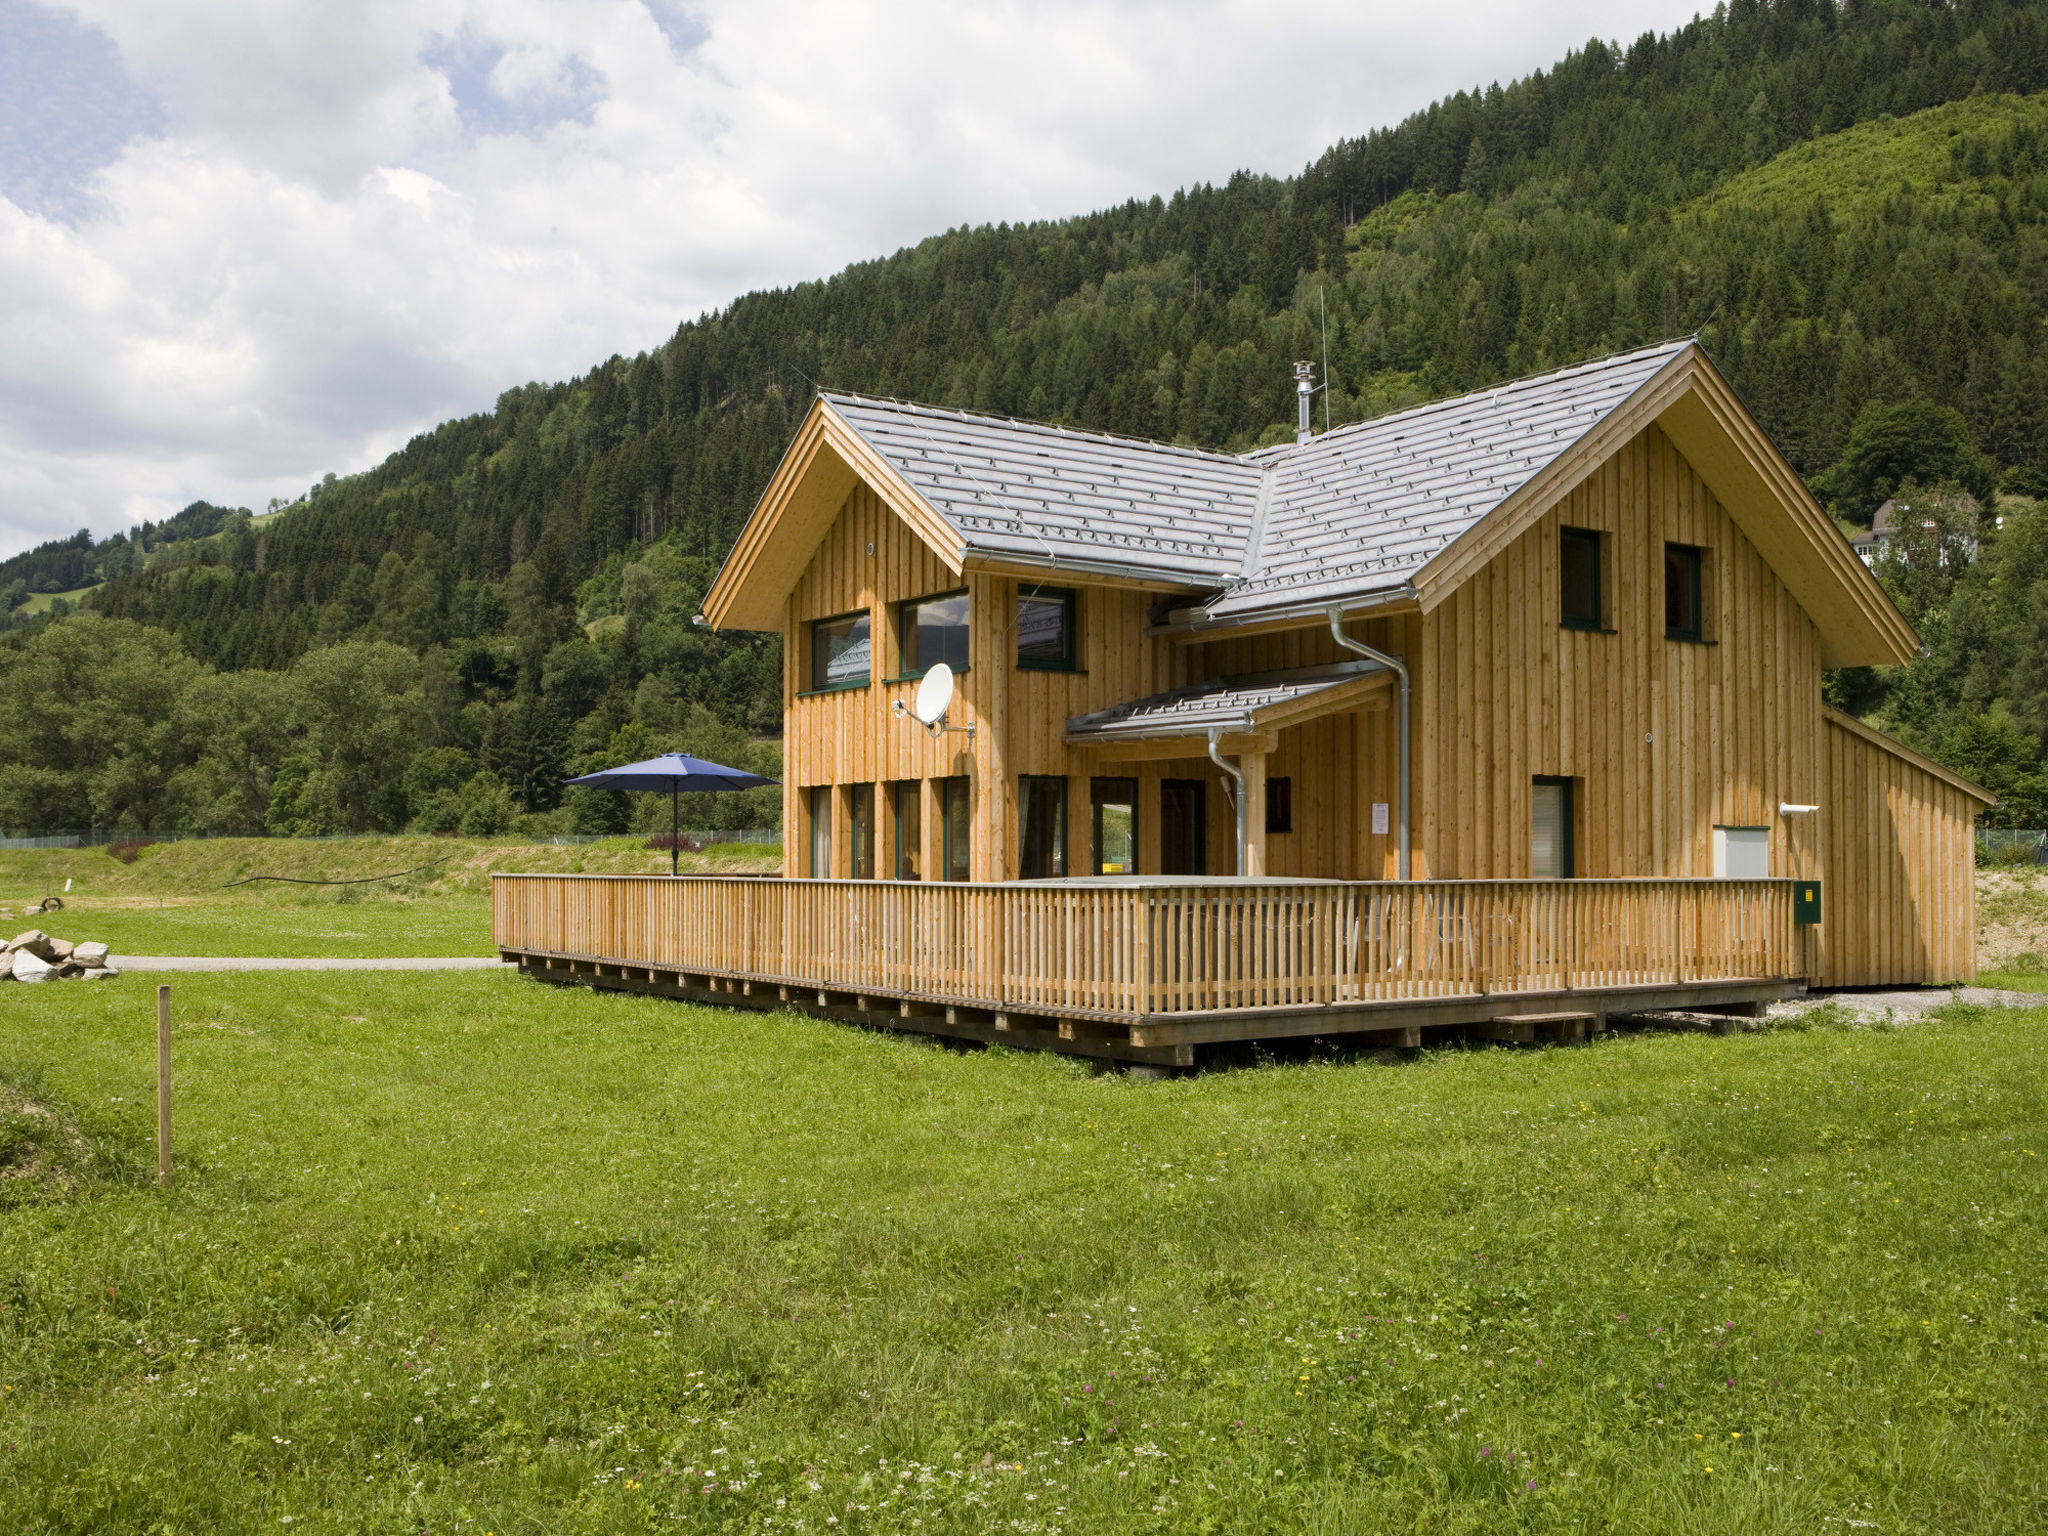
[1241,750,1268,878]
[155,984,172,1188]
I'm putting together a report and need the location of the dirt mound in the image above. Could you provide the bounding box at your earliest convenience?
[0,1079,108,1205]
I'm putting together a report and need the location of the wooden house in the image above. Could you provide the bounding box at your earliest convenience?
[494,341,1992,1065]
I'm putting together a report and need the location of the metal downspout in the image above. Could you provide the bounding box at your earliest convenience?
[1207,726,1248,877]
[1328,606,1411,881]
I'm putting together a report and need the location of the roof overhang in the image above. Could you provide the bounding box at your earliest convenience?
[701,398,967,631]
[1065,664,1391,761]
[1412,342,1919,669]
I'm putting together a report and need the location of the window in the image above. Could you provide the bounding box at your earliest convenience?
[940,776,972,881]
[1265,776,1293,835]
[1161,778,1206,876]
[1560,527,1603,630]
[1019,776,1068,879]
[847,783,874,880]
[810,610,871,691]
[1531,776,1575,879]
[898,590,969,677]
[1091,777,1136,874]
[1713,826,1769,879]
[808,785,832,877]
[1665,543,1704,642]
[894,781,922,880]
[1017,585,1078,671]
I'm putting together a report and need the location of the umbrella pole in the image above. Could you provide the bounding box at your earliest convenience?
[671,785,679,878]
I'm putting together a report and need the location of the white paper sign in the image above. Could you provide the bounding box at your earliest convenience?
[1371,802,1390,836]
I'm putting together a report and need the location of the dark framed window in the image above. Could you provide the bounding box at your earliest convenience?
[940,776,971,882]
[898,590,969,677]
[1561,526,1603,631]
[808,785,832,877]
[894,781,922,880]
[1019,775,1068,879]
[809,610,871,692]
[1265,776,1293,835]
[847,783,875,880]
[1091,777,1137,874]
[1531,775,1575,879]
[1665,543,1704,642]
[1161,778,1206,876]
[1017,585,1079,671]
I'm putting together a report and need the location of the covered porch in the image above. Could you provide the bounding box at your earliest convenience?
[492,872,1806,1067]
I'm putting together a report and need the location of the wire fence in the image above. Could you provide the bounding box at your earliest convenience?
[1977,828,2048,867]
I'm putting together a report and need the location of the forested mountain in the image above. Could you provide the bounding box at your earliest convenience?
[7,0,2048,838]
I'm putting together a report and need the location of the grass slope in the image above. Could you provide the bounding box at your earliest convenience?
[2,975,2043,1532]
[1689,91,2048,222]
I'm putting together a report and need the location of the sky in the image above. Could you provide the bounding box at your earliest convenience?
[0,0,1709,560]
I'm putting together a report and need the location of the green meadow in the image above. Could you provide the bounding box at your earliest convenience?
[0,838,777,960]
[2,972,2043,1533]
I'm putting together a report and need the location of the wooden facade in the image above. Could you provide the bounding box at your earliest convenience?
[500,345,1992,1043]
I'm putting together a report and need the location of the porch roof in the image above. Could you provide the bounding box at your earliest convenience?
[1063,660,1390,746]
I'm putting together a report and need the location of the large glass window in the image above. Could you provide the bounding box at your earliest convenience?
[894,781,922,880]
[847,783,875,880]
[1531,776,1575,878]
[1019,775,1068,879]
[939,776,971,881]
[1017,585,1078,671]
[1561,527,1603,630]
[899,591,969,676]
[1161,778,1206,876]
[810,610,872,691]
[808,785,832,877]
[1665,543,1704,642]
[1091,777,1136,874]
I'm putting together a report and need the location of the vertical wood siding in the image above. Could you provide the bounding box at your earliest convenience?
[1818,717,1981,986]
[1416,423,1825,883]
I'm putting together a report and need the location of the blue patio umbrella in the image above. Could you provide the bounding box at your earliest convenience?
[564,753,779,875]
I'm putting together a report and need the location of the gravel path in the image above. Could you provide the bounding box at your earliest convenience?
[111,956,510,972]
[1773,985,2048,1020]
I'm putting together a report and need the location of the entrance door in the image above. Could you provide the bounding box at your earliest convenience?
[1160,778,1206,875]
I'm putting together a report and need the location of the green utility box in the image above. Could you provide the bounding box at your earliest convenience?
[1793,880,1822,925]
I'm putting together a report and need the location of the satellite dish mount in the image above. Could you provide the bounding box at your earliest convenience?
[893,662,975,738]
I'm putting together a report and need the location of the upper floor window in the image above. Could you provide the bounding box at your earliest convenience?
[810,610,871,692]
[1017,585,1078,671]
[1665,543,1704,642]
[1560,527,1603,631]
[899,591,969,677]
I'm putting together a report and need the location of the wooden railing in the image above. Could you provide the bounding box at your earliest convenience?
[492,875,1801,1020]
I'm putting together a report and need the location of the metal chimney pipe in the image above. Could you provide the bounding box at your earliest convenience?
[1294,361,1314,444]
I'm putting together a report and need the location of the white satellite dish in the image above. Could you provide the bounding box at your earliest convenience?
[911,663,955,726]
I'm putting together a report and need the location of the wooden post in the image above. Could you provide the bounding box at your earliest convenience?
[155,984,172,1187]
[1241,751,1269,878]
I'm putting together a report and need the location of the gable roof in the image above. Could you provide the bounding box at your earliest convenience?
[703,341,1918,665]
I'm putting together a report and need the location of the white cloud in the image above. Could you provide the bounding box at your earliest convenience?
[0,0,1707,554]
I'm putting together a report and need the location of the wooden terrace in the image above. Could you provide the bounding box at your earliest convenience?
[492,874,1807,1069]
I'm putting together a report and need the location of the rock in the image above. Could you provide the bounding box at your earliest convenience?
[81,965,118,981]
[6,930,51,957]
[56,962,84,979]
[72,941,110,965]
[10,949,53,983]
[48,937,75,961]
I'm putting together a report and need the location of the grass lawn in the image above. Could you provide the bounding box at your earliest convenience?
[2,974,2043,1532]
[0,838,778,960]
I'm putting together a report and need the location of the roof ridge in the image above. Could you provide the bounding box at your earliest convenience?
[1242,336,1695,462]
[822,391,1250,467]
